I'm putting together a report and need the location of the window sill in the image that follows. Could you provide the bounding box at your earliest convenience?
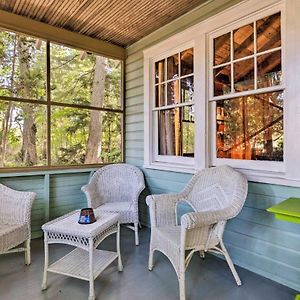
[237,168,300,187]
[143,162,197,174]
[144,162,300,187]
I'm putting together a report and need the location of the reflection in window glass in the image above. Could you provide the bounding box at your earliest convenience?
[216,91,283,161]
[181,76,194,102]
[167,54,179,80]
[214,64,231,96]
[0,101,47,167]
[51,107,122,165]
[257,12,281,53]
[0,30,46,100]
[214,33,230,66]
[155,84,165,107]
[167,80,179,105]
[234,58,254,92]
[158,106,194,156]
[50,43,121,109]
[155,59,165,84]
[181,48,194,76]
[257,50,282,88]
[234,23,254,60]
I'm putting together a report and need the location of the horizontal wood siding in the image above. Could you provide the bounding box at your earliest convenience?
[0,172,90,238]
[125,0,300,292]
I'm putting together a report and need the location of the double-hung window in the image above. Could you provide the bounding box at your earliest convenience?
[144,0,300,184]
[209,10,284,172]
[144,42,201,173]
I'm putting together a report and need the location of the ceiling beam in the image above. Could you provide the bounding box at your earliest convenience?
[0,10,126,60]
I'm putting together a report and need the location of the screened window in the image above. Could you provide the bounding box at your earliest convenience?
[212,12,283,162]
[0,29,123,168]
[154,48,194,158]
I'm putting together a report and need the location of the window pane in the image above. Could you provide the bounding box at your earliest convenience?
[234,23,254,60]
[155,84,165,107]
[167,54,179,80]
[214,64,231,96]
[234,58,254,92]
[257,50,282,88]
[257,12,281,53]
[180,48,193,76]
[0,101,47,167]
[155,59,165,83]
[158,106,194,156]
[0,30,46,100]
[50,44,121,108]
[181,76,194,103]
[100,111,122,163]
[167,80,179,105]
[214,33,230,66]
[51,107,122,165]
[216,91,283,161]
[182,106,195,157]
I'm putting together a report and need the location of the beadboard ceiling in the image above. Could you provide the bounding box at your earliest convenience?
[0,0,208,47]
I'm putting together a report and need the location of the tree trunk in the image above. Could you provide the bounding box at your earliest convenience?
[0,36,17,166]
[18,36,38,166]
[85,56,107,164]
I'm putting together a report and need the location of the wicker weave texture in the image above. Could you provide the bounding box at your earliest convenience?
[0,183,36,258]
[82,164,145,225]
[147,165,248,300]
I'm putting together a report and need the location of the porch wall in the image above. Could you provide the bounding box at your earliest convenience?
[0,171,91,239]
[125,0,300,292]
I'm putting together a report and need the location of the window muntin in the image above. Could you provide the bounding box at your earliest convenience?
[153,48,195,158]
[212,12,283,162]
[0,29,123,169]
[213,12,282,97]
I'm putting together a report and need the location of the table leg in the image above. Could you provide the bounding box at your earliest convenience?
[89,237,95,300]
[41,235,49,290]
[117,222,123,272]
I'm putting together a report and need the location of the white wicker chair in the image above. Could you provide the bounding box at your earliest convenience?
[146,165,248,300]
[81,164,145,246]
[0,183,36,265]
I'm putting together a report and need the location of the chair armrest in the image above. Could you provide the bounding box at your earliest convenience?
[146,193,186,227]
[81,183,99,208]
[181,206,240,230]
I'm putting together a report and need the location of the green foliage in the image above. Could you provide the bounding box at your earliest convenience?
[0,29,122,167]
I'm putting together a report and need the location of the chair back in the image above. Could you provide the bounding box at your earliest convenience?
[88,164,145,207]
[184,165,248,217]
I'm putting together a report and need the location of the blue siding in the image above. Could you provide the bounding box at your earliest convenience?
[125,0,300,292]
[0,171,91,238]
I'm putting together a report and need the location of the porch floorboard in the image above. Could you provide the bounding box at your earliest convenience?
[0,227,296,300]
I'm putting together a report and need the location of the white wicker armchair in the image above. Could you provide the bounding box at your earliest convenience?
[0,183,36,265]
[146,165,248,300]
[81,164,145,245]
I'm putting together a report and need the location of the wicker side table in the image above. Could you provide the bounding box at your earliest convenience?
[41,209,123,300]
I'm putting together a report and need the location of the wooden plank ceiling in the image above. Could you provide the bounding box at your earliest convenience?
[0,0,208,47]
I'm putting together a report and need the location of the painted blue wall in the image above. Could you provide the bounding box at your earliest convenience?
[125,0,300,292]
[0,170,91,238]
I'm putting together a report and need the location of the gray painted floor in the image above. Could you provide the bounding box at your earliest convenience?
[0,227,296,300]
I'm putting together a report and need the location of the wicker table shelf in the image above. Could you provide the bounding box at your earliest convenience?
[41,209,123,300]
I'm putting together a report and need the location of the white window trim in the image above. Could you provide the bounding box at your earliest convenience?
[143,0,300,186]
[144,38,206,173]
[208,4,285,173]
